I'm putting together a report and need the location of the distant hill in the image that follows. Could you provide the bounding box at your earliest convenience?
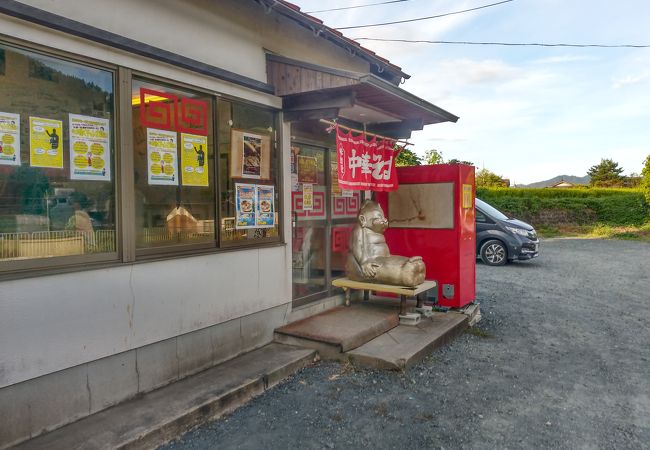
[518,175,590,188]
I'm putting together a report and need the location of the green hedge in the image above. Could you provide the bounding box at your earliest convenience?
[476,187,649,226]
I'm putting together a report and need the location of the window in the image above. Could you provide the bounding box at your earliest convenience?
[0,40,281,272]
[217,99,279,244]
[0,43,116,263]
[132,79,215,250]
[476,211,487,223]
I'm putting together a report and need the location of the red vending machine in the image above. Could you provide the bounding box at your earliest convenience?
[375,164,476,308]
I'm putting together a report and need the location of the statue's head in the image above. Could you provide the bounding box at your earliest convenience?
[358,200,388,233]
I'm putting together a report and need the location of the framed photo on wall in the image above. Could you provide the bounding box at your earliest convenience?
[230,129,271,180]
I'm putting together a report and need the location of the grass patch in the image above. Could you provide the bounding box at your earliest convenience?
[540,223,650,242]
[465,327,493,338]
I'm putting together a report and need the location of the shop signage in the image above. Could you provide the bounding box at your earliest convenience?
[336,126,398,191]
[139,88,208,136]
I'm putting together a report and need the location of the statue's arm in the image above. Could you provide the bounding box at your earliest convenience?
[350,227,365,265]
[350,227,380,278]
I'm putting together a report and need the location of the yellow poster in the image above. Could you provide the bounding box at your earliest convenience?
[462,184,473,209]
[30,116,63,169]
[303,183,313,211]
[147,128,178,186]
[180,133,208,187]
[0,112,20,166]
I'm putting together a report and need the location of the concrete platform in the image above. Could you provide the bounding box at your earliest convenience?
[347,312,469,370]
[15,343,316,450]
[274,303,399,358]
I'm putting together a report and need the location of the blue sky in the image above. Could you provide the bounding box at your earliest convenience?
[292,0,650,184]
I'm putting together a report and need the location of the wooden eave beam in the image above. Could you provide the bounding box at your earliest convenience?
[283,92,356,111]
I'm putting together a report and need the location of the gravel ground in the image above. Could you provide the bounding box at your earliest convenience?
[162,239,650,449]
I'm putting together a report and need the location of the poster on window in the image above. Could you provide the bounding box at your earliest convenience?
[290,146,300,174]
[229,129,271,180]
[147,128,178,185]
[255,185,275,228]
[235,183,256,229]
[29,116,63,169]
[68,114,110,181]
[180,133,208,187]
[297,155,318,184]
[302,183,314,211]
[0,112,20,166]
[331,161,341,196]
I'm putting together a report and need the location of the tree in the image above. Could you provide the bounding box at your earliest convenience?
[424,149,444,165]
[475,168,506,187]
[395,147,421,166]
[447,158,475,166]
[587,158,625,187]
[641,154,650,204]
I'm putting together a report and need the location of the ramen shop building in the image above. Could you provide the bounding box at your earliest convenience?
[0,0,457,445]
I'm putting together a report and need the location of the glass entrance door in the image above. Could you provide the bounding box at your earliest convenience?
[291,143,363,305]
[291,144,328,304]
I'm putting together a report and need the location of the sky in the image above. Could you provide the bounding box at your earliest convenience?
[291,0,650,185]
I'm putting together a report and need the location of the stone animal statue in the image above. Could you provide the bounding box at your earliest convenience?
[346,200,425,287]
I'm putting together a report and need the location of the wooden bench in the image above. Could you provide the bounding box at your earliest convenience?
[332,278,437,314]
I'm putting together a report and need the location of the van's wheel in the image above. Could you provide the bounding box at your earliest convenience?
[480,240,507,266]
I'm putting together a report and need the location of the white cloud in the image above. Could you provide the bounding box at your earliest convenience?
[531,55,599,65]
[613,71,650,88]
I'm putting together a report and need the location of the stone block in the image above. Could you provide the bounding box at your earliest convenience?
[28,364,89,438]
[136,338,179,393]
[240,303,290,353]
[399,313,421,326]
[0,381,32,448]
[211,318,243,365]
[87,350,138,414]
[177,326,214,379]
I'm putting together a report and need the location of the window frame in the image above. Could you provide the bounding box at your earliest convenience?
[217,98,283,250]
[0,37,122,277]
[130,74,219,258]
[129,72,283,258]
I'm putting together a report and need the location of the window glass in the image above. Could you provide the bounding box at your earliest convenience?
[217,99,279,243]
[132,79,215,249]
[0,43,116,262]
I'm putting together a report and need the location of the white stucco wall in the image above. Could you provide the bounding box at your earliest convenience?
[15,0,370,81]
[0,0,296,388]
[0,245,290,388]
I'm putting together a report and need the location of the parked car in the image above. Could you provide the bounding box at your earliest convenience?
[475,198,539,266]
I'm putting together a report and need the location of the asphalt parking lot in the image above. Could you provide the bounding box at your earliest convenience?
[163,239,650,449]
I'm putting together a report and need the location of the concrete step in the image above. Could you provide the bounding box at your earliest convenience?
[15,343,316,450]
[274,303,399,359]
[346,312,469,370]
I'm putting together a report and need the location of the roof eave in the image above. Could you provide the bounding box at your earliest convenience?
[257,0,410,85]
[360,74,459,124]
